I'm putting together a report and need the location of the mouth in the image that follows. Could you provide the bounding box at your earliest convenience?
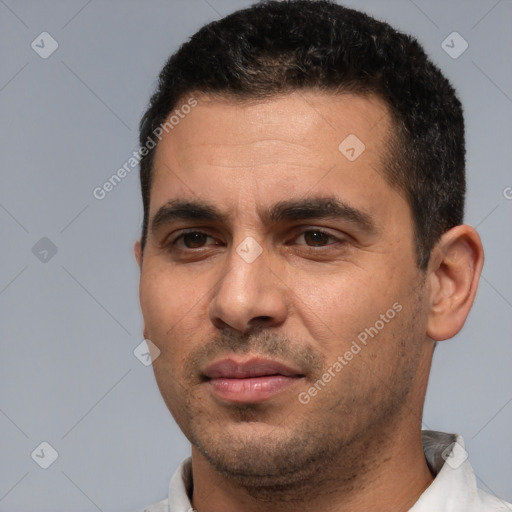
[203,357,305,403]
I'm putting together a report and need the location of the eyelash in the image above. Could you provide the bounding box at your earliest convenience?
[171,230,221,250]
[168,228,343,251]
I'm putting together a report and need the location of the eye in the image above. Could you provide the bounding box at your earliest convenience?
[295,229,339,247]
[174,231,217,249]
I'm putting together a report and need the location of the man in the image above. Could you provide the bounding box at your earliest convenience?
[134,1,510,510]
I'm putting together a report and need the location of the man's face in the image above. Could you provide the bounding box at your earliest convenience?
[136,92,433,488]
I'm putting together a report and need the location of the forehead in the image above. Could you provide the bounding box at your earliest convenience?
[149,91,398,220]
[155,91,391,160]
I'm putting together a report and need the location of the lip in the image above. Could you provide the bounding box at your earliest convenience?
[203,357,304,403]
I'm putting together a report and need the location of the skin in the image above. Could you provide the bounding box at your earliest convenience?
[135,91,484,512]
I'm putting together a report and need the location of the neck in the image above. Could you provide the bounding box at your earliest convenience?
[190,422,434,512]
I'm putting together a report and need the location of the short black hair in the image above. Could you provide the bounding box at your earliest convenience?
[139,0,465,269]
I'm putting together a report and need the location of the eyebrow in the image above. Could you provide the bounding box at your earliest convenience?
[150,199,227,234]
[150,196,377,235]
[267,196,378,234]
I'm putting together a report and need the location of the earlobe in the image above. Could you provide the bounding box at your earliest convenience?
[426,225,484,341]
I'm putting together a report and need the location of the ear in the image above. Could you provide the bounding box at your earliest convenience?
[426,225,484,341]
[134,240,148,338]
[134,240,143,269]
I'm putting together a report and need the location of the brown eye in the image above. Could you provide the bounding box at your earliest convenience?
[302,230,333,247]
[181,232,209,248]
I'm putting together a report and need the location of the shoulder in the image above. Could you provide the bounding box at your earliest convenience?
[478,489,512,511]
[141,497,169,512]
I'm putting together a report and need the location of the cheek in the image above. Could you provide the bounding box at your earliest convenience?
[140,269,188,349]
[141,262,195,323]
[139,266,213,364]
[140,278,173,335]
[287,265,406,349]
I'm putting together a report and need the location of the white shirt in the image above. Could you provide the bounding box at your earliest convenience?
[142,431,511,511]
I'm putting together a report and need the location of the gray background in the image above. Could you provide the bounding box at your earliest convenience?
[0,0,511,510]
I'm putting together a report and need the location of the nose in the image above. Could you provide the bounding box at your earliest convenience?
[209,241,288,333]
